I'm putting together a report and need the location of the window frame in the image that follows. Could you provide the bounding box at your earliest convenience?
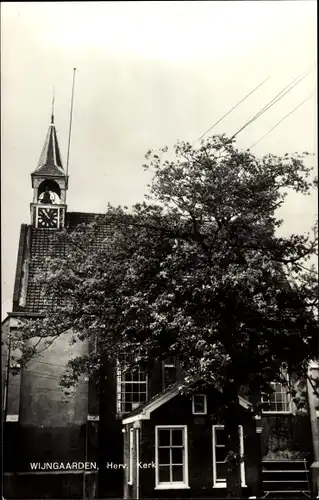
[155,425,190,490]
[261,371,292,414]
[192,394,207,415]
[116,357,148,415]
[212,425,246,489]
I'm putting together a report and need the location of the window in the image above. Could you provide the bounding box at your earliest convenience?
[261,369,292,413]
[192,394,207,415]
[155,426,189,490]
[128,428,134,485]
[116,355,148,414]
[261,381,292,413]
[212,425,246,488]
[162,357,177,389]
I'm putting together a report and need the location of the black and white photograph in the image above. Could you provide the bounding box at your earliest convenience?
[1,1,318,499]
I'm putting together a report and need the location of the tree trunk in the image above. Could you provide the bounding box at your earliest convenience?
[225,419,242,498]
[224,384,242,498]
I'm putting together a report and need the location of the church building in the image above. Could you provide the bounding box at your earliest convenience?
[2,111,319,499]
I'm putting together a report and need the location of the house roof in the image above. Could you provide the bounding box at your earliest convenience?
[122,381,251,425]
[12,212,109,313]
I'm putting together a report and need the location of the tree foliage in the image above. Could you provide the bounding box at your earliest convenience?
[11,135,318,494]
[16,135,318,387]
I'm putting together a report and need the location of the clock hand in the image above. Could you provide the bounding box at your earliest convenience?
[42,211,51,220]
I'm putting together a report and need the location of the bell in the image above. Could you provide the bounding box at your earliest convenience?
[41,190,51,204]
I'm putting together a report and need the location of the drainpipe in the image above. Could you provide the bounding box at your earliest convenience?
[134,421,141,500]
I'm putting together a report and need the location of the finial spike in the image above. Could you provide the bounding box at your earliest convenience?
[51,87,55,124]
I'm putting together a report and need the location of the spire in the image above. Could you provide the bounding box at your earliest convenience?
[34,100,65,177]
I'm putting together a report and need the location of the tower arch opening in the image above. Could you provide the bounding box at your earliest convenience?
[38,180,61,204]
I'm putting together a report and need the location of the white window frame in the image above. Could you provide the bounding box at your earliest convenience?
[155,425,190,490]
[116,357,148,415]
[192,394,207,415]
[212,425,246,488]
[128,428,134,485]
[261,371,292,414]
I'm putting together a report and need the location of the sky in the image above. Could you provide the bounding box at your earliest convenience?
[1,1,317,320]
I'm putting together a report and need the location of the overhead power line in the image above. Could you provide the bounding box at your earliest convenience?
[195,76,271,143]
[249,92,315,150]
[231,65,316,140]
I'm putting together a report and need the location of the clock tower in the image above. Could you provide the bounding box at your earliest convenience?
[30,110,68,229]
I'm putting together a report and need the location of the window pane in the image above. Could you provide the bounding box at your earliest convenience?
[124,401,132,413]
[125,392,132,402]
[171,447,183,464]
[139,383,146,393]
[123,371,132,382]
[159,465,170,483]
[216,462,228,482]
[171,429,183,446]
[216,447,227,462]
[158,429,170,446]
[132,371,140,381]
[275,392,284,403]
[124,383,133,393]
[194,395,206,414]
[195,402,204,413]
[215,429,227,446]
[132,392,141,402]
[172,465,183,482]
[158,447,170,465]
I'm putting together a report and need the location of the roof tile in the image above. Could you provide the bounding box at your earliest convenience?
[23,212,109,312]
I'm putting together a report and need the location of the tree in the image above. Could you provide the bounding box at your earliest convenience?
[13,135,318,497]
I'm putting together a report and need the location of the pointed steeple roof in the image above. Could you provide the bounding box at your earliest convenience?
[33,110,65,177]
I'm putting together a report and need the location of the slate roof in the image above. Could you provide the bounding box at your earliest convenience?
[12,212,111,313]
[33,118,65,177]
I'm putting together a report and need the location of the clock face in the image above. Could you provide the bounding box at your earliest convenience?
[37,207,59,228]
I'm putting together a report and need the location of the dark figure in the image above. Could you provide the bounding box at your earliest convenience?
[41,190,52,204]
